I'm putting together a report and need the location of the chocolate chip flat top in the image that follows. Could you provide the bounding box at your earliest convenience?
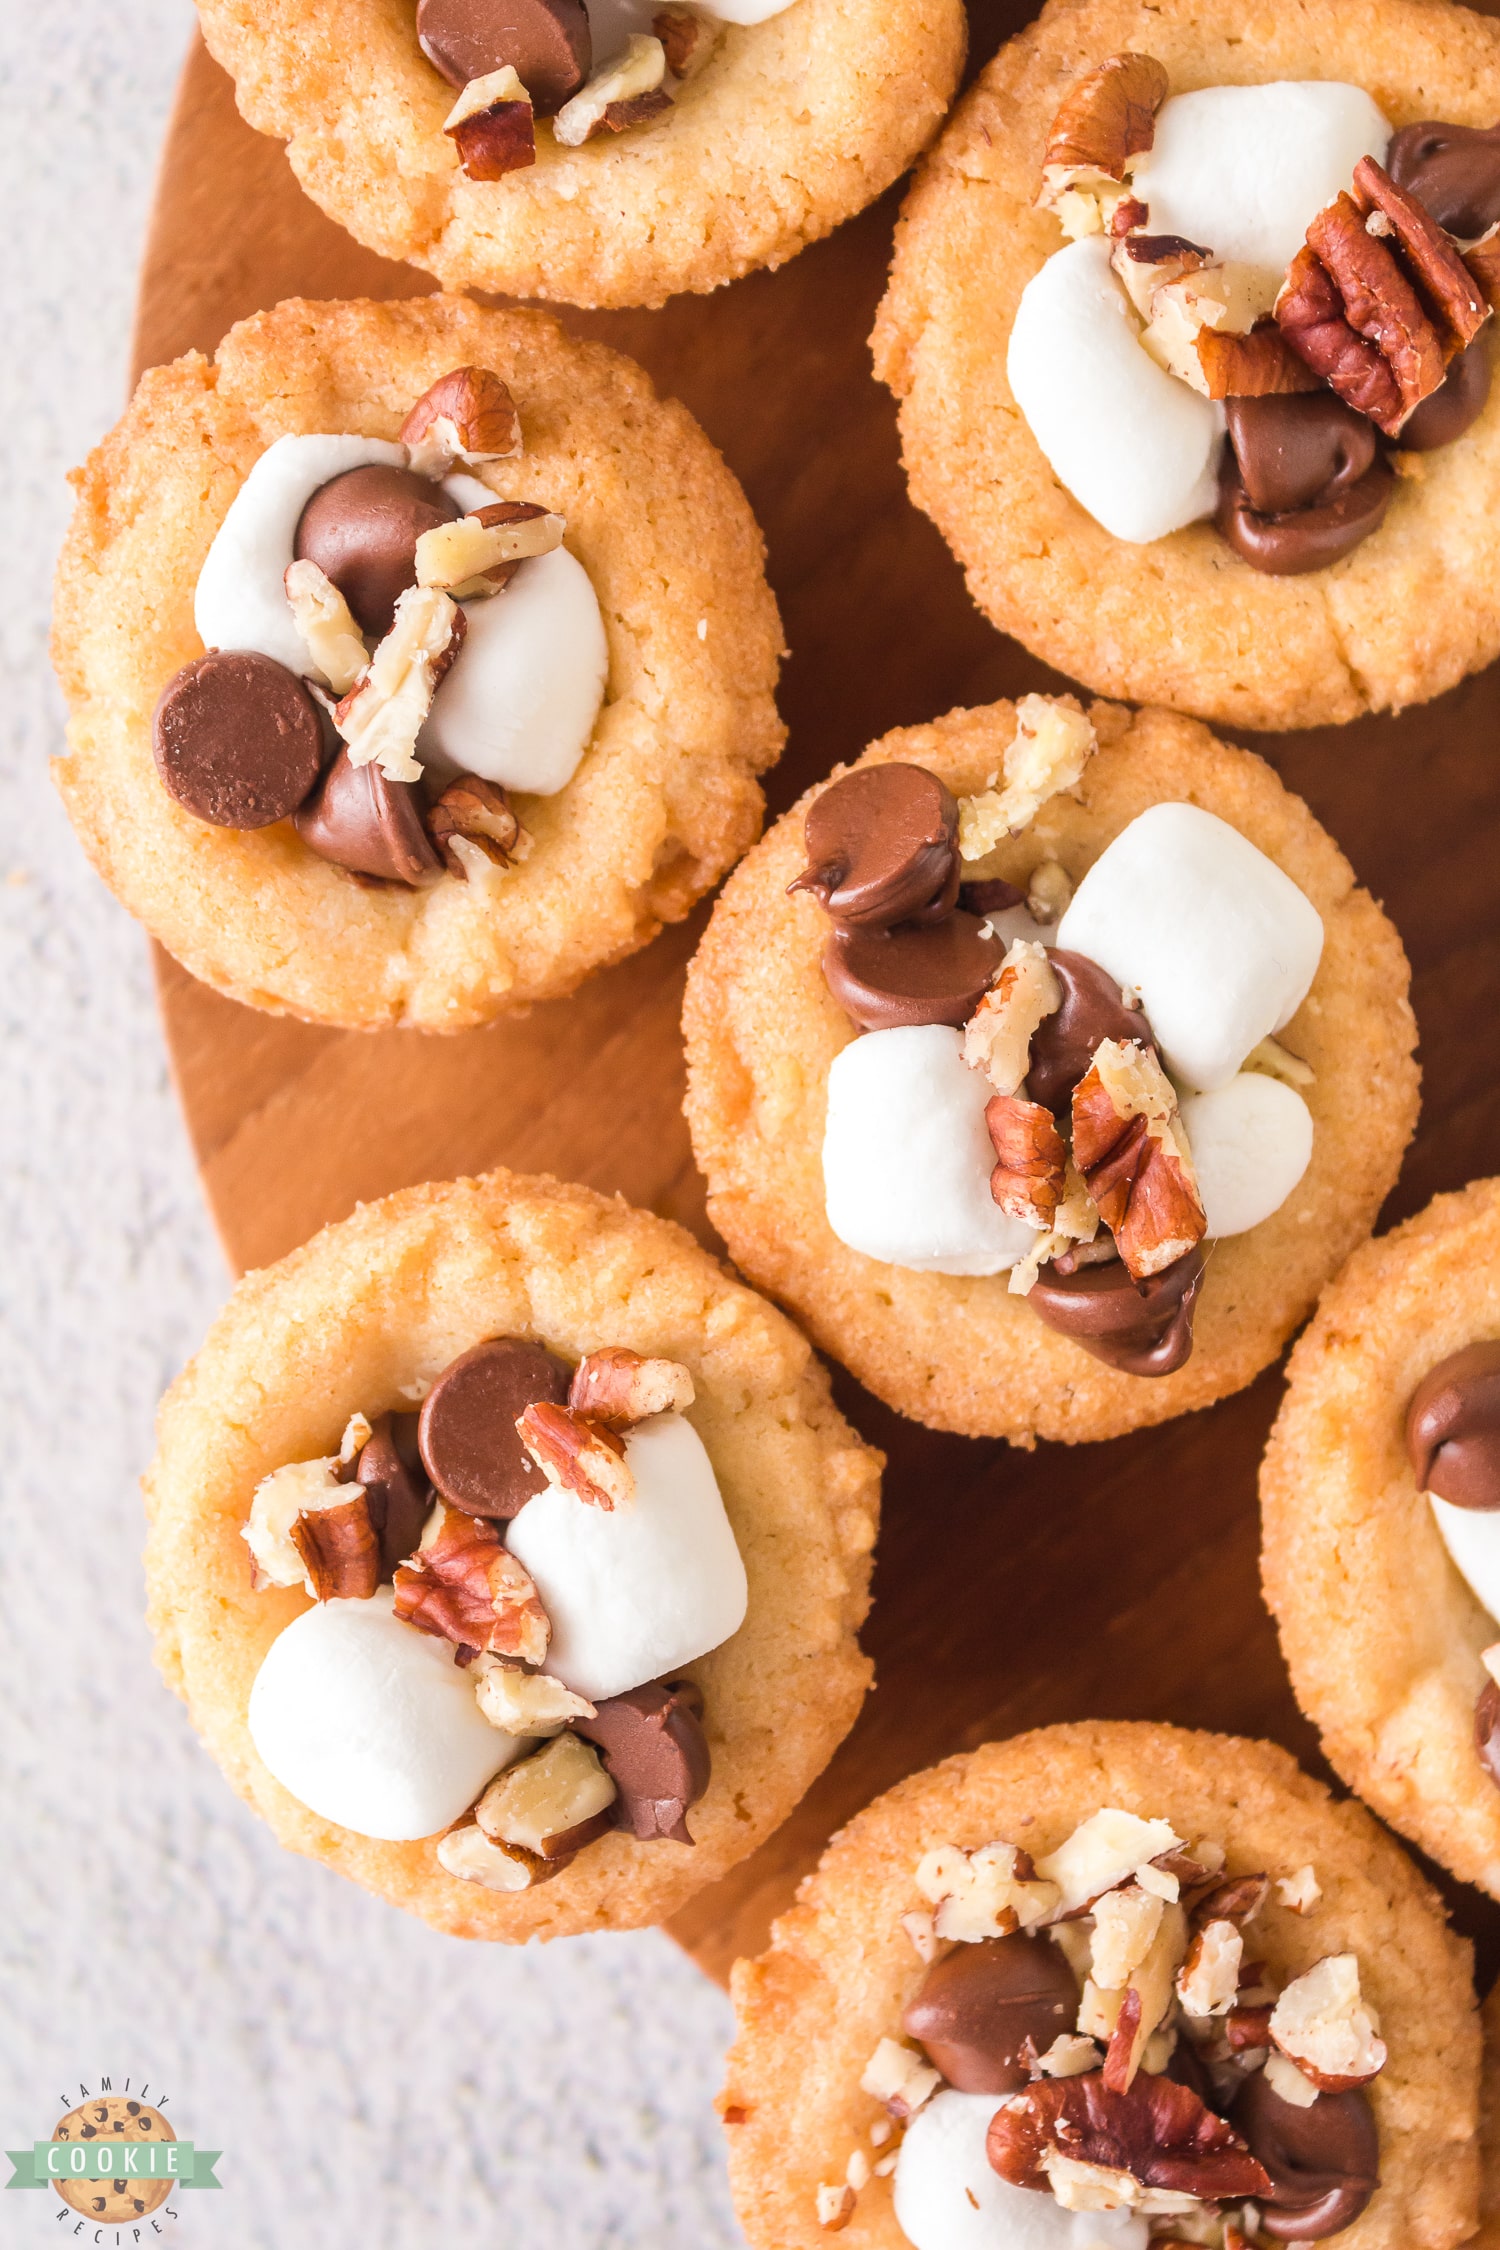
[1405,1338,1500,1509]
[294,465,461,640]
[152,650,325,829]
[294,748,440,886]
[416,0,591,113]
[792,763,960,932]
[418,1336,572,1517]
[902,1932,1079,2096]
[822,911,1000,1031]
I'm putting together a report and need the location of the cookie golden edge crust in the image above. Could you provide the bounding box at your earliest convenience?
[194,0,966,310]
[682,695,1420,1444]
[721,1721,1479,2250]
[142,1167,881,1940]
[871,0,1500,732]
[1262,1177,1500,1904]
[51,293,784,1031]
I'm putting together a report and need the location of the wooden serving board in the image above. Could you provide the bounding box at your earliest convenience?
[134,19,1500,1988]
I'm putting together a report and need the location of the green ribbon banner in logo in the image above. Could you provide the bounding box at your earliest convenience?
[6,2142,221,2190]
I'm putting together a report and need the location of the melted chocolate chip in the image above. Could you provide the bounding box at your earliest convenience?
[791,764,961,932]
[1217,451,1394,576]
[1399,332,1493,450]
[959,879,1025,917]
[902,1933,1080,2095]
[822,912,1001,1032]
[1228,2071,1379,2242]
[294,746,442,885]
[152,650,325,829]
[1477,1677,1500,1788]
[353,1413,432,1577]
[416,0,591,113]
[1387,120,1500,239]
[418,1338,573,1518]
[1025,949,1148,1113]
[1028,1245,1205,1377]
[1406,1340,1500,1508]
[571,1679,710,1842]
[294,465,462,638]
[1226,394,1377,517]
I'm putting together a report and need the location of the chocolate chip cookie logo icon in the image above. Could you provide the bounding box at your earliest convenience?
[5,2077,221,2235]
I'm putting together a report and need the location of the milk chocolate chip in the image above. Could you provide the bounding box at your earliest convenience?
[295,465,462,638]
[353,1412,433,1576]
[1028,1244,1205,1376]
[417,0,591,113]
[571,1679,710,1842]
[152,649,325,828]
[418,1338,572,1518]
[1406,1340,1500,1507]
[1025,950,1147,1113]
[903,1933,1080,2095]
[791,764,961,932]
[1226,394,1378,517]
[1387,120,1500,238]
[823,912,1002,1032]
[1217,452,1394,575]
[1399,332,1492,450]
[1228,2071,1379,2241]
[294,747,442,885]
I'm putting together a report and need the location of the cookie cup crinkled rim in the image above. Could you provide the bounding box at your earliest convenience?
[722,1722,1479,2250]
[681,696,1419,1444]
[142,1168,881,1940]
[1261,1177,1500,1905]
[50,293,784,1031]
[194,0,966,309]
[871,0,1500,732]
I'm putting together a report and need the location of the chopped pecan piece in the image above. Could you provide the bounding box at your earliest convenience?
[914,1839,1060,1940]
[986,1093,1067,1228]
[554,35,669,146]
[988,2070,1270,2200]
[426,776,523,879]
[415,500,563,599]
[470,1654,594,1735]
[436,1821,554,1891]
[1081,1896,1188,2092]
[516,1400,636,1510]
[401,365,522,474]
[443,68,536,180]
[1352,156,1489,349]
[1196,320,1323,400]
[391,1508,550,1662]
[1071,1041,1205,1280]
[958,698,1095,861]
[334,586,461,785]
[290,1492,381,1601]
[474,1732,617,1859]
[1194,1872,1268,1926]
[1175,1918,1242,2017]
[1037,54,1169,240]
[964,938,1062,1095]
[860,2037,942,2123]
[567,1346,696,1427]
[1226,2003,1275,2051]
[283,559,369,695]
[1269,1954,1387,2091]
[653,7,714,77]
[1277,192,1452,436]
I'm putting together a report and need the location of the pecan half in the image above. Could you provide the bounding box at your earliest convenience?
[426,776,522,879]
[1037,54,1169,238]
[391,1509,550,1663]
[1277,194,1449,436]
[290,1492,380,1602]
[1071,1040,1205,1280]
[442,68,536,180]
[400,365,522,474]
[567,1347,696,1427]
[516,1400,636,1510]
[1353,155,1489,349]
[989,2071,1270,2200]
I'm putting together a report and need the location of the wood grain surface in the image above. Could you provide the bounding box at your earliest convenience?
[133,18,1500,1988]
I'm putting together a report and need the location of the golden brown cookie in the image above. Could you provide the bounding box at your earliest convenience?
[51,2101,174,2223]
[872,0,1500,731]
[52,293,783,1030]
[682,695,1418,1443]
[1262,1178,1500,1903]
[195,0,965,309]
[144,1167,880,1940]
[723,1722,1477,2250]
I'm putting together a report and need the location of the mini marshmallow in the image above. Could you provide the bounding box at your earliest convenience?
[1180,1072,1314,1238]
[1133,83,1391,283]
[822,1026,1040,1277]
[505,1412,747,1703]
[1007,236,1222,545]
[194,433,407,680]
[892,2091,1149,2250]
[1430,1500,1500,1629]
[419,545,608,796]
[247,1589,523,1840]
[1056,803,1324,1094]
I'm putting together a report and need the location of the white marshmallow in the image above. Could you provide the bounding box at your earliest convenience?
[1134,83,1390,283]
[893,2091,1149,2250]
[697,0,798,21]
[420,545,608,796]
[1007,236,1222,544]
[247,1589,522,1840]
[822,1026,1040,1277]
[1180,1073,1314,1237]
[1431,1499,1500,1628]
[505,1413,747,1703]
[194,433,407,680]
[1056,803,1324,1094]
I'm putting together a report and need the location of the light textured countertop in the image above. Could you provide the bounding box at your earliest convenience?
[0,4,741,2240]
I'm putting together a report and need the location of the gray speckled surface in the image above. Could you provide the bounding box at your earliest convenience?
[0,6,742,2238]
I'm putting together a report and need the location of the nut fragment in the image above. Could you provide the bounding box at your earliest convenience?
[426,776,523,879]
[1089,1885,1165,1990]
[1262,2050,1321,2109]
[963,938,1062,1095]
[1035,2034,1104,2078]
[859,2037,942,2123]
[243,1454,346,1590]
[1352,156,1489,351]
[1226,2004,1274,2052]
[415,501,564,599]
[334,586,461,784]
[989,2070,1270,2200]
[914,1840,1061,1941]
[815,2183,856,2232]
[1195,320,1323,401]
[1081,1900,1188,2092]
[290,1491,381,1602]
[516,1400,636,1510]
[1277,188,1458,437]
[1071,1040,1206,1281]
[986,1093,1067,1228]
[1026,859,1073,925]
[1194,1873,1268,1927]
[554,35,669,147]
[471,1653,595,1735]
[1175,1919,1243,2017]
[900,1909,938,1963]
[1035,1809,1183,1913]
[392,1507,551,1662]
[436,1821,552,1891]
[1037,53,1169,241]
[283,559,369,695]
[1275,1865,1322,1915]
[1006,1159,1102,1298]
[958,698,1096,860]
[654,6,715,75]
[567,1346,696,1427]
[443,68,536,180]
[401,365,522,476]
[475,1731,618,1858]
[1269,1954,1387,2092]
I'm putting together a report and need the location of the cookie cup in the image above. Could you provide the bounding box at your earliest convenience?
[196,0,965,309]
[722,1722,1477,2250]
[52,292,783,1030]
[143,1168,880,1939]
[871,0,1500,731]
[682,696,1418,1443]
[1262,1178,1500,1902]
